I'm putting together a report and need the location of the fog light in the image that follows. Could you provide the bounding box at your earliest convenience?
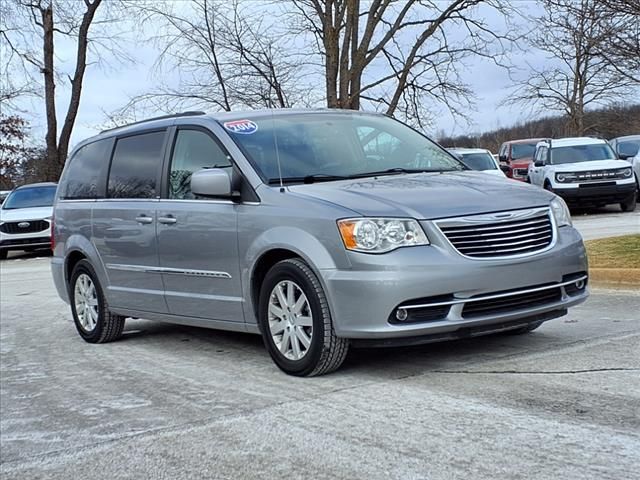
[395,308,408,321]
[575,279,585,289]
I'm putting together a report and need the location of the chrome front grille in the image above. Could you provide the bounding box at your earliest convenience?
[436,208,554,259]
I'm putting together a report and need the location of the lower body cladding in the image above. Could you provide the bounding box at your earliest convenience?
[552,182,636,206]
[321,226,588,346]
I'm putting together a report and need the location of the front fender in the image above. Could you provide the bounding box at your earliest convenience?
[241,226,350,325]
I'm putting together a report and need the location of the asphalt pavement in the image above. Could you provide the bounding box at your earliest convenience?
[1,254,639,480]
[571,206,639,240]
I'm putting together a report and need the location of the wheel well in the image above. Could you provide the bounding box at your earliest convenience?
[251,249,300,318]
[65,251,86,284]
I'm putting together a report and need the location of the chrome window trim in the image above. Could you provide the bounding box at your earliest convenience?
[433,207,557,260]
[59,198,260,205]
[401,275,587,310]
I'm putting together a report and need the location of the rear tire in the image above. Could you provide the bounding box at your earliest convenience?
[70,259,125,343]
[620,192,637,212]
[258,258,349,376]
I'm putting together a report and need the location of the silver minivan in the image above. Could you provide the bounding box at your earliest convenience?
[52,110,589,376]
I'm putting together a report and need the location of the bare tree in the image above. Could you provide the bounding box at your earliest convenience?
[507,0,638,136]
[2,0,129,180]
[288,0,519,127]
[0,2,41,107]
[118,0,312,118]
[598,0,640,83]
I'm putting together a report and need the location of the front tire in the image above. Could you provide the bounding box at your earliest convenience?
[258,258,349,376]
[70,259,125,343]
[620,192,637,212]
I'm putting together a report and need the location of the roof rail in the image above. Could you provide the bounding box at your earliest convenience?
[100,111,206,134]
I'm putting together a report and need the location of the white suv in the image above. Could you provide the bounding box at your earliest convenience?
[528,137,636,211]
[0,183,57,259]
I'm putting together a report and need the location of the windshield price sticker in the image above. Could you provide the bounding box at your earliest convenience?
[223,119,258,134]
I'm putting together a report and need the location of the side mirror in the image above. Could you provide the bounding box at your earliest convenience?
[191,168,233,198]
[534,159,544,167]
[498,155,507,163]
[499,164,510,173]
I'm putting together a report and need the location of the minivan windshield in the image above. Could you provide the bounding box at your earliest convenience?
[222,113,464,183]
[551,144,617,165]
[2,185,57,210]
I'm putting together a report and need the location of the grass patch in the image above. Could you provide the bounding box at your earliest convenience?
[585,234,640,269]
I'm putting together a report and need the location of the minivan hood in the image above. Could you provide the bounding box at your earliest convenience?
[288,172,554,219]
[0,205,53,222]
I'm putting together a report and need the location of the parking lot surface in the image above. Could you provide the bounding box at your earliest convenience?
[1,254,639,480]
[571,206,639,240]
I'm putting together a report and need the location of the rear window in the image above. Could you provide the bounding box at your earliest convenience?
[61,139,112,199]
[108,131,165,199]
[2,186,57,210]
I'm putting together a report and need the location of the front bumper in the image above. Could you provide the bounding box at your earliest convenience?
[321,225,588,339]
[553,182,636,205]
[510,166,530,181]
[0,221,52,251]
[0,235,51,251]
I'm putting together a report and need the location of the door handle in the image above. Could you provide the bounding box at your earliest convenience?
[135,215,153,224]
[158,215,177,225]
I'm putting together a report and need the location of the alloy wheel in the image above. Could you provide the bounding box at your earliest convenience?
[74,273,99,332]
[268,280,313,361]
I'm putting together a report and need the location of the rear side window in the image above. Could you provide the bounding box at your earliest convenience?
[108,131,165,199]
[61,139,112,199]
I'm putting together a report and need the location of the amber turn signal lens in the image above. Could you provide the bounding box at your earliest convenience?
[338,220,357,249]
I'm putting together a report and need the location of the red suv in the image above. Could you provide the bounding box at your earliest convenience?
[498,138,544,182]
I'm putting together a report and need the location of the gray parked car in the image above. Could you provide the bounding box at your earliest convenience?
[52,110,589,376]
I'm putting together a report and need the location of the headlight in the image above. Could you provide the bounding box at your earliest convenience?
[337,218,429,253]
[621,167,632,178]
[550,197,572,227]
[555,172,577,183]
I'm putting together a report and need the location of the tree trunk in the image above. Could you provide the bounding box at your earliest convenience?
[41,5,58,181]
[57,0,101,170]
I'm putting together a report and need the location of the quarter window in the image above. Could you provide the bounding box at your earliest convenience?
[169,129,232,200]
[108,131,165,199]
[61,139,112,199]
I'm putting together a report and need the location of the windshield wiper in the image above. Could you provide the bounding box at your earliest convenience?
[267,167,460,185]
[267,174,350,185]
[349,167,460,178]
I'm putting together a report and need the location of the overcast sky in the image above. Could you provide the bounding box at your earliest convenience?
[7,0,608,150]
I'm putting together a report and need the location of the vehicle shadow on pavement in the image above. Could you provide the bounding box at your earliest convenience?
[116,318,559,378]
